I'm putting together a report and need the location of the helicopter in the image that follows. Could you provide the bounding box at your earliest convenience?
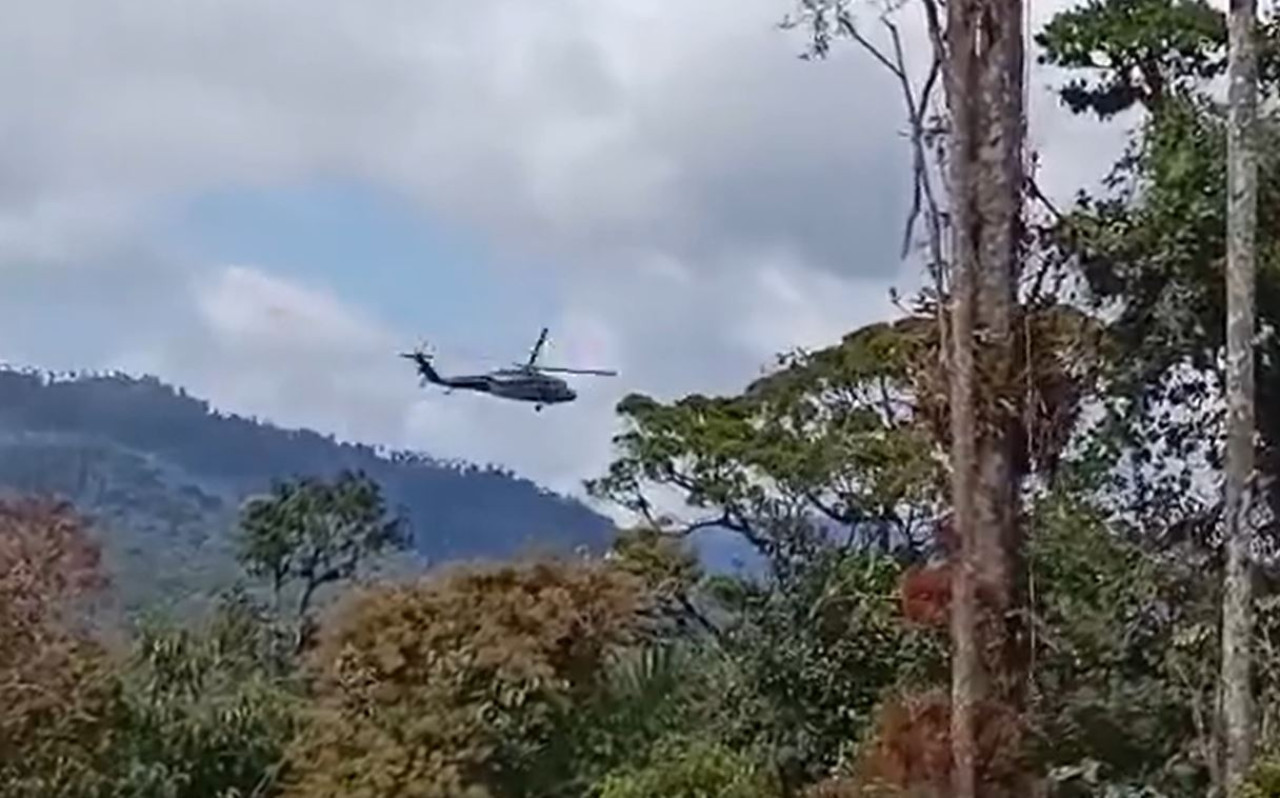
[400,327,617,411]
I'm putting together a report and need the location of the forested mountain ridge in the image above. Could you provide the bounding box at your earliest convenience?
[0,367,614,613]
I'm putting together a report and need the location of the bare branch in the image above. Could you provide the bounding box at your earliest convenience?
[836,6,947,277]
[838,12,905,78]
[805,491,855,525]
[678,513,738,537]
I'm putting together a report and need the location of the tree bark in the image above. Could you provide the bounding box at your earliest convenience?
[1222,0,1258,791]
[944,0,1026,795]
[973,0,1027,714]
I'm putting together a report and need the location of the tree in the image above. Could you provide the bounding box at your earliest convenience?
[940,0,1029,793]
[1036,0,1280,789]
[779,1,1037,789]
[594,736,779,798]
[282,557,654,797]
[234,470,410,653]
[588,324,952,788]
[1035,0,1228,119]
[1035,0,1280,538]
[588,319,949,571]
[590,297,1101,790]
[1223,0,1260,789]
[0,498,119,796]
[109,588,298,798]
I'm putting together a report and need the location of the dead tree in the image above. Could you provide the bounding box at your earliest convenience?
[785,0,1029,792]
[1222,0,1259,791]
[943,0,1026,794]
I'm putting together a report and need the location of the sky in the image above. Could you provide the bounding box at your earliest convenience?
[0,0,1132,516]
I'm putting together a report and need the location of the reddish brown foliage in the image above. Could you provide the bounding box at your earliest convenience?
[898,555,1009,633]
[286,557,653,797]
[853,690,1026,797]
[0,497,117,793]
[0,497,107,624]
[860,691,952,794]
[900,564,951,628]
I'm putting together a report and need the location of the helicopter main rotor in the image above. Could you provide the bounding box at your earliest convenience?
[526,327,549,369]
[506,327,616,377]
[536,366,617,376]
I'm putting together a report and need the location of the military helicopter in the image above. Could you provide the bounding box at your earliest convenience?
[400,327,617,411]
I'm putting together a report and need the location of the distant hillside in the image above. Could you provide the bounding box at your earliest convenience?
[0,368,615,614]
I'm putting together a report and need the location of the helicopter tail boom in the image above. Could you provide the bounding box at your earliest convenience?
[399,351,445,385]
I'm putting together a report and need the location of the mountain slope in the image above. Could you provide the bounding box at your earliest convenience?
[0,368,615,613]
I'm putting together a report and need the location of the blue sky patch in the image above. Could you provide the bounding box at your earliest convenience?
[163,179,561,361]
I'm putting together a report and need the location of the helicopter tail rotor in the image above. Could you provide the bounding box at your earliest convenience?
[399,341,443,387]
[398,340,433,359]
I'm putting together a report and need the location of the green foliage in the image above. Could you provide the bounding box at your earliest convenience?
[564,641,721,791]
[1243,751,1280,798]
[106,589,299,797]
[588,318,944,574]
[1038,0,1280,118]
[609,525,704,599]
[235,470,410,652]
[595,736,780,798]
[587,295,1111,793]
[1039,0,1280,533]
[237,471,409,584]
[585,315,973,792]
[709,550,946,789]
[1026,490,1215,795]
[0,500,296,798]
[1036,0,1226,118]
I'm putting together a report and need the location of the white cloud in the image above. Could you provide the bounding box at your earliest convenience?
[3,0,909,272]
[104,265,416,449]
[0,0,1131,506]
[196,266,392,356]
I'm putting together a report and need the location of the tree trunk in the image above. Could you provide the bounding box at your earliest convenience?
[1222,0,1258,791]
[944,0,1026,794]
[973,0,1027,715]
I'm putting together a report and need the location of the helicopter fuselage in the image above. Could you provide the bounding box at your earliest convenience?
[467,370,577,405]
[418,365,576,407]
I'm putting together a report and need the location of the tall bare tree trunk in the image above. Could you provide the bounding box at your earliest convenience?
[1222,0,1258,791]
[949,137,980,798]
[945,0,1026,794]
[973,0,1027,714]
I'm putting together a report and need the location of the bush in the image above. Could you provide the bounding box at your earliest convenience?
[596,736,780,798]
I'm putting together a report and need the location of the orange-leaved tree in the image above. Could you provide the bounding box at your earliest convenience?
[0,497,120,796]
[283,556,654,798]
